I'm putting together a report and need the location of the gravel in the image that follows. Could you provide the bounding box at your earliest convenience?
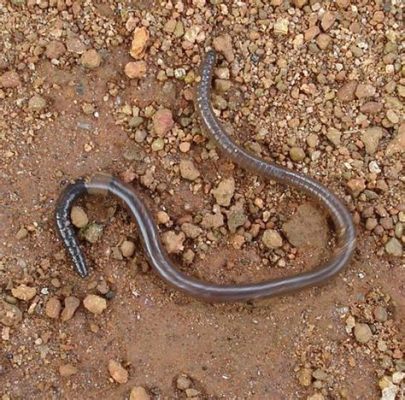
[120,240,136,258]
[181,223,202,239]
[337,81,358,102]
[15,227,28,240]
[0,71,21,88]
[289,147,305,162]
[176,375,192,390]
[179,159,200,181]
[82,223,103,243]
[212,34,234,62]
[28,95,47,112]
[212,177,235,207]
[1,0,403,397]
[374,306,388,322]
[83,295,107,315]
[80,49,102,69]
[61,296,80,322]
[59,364,78,377]
[297,367,312,387]
[0,300,22,327]
[355,84,376,99]
[162,231,185,254]
[108,359,128,384]
[354,323,373,344]
[152,108,174,136]
[11,284,36,301]
[385,238,403,257]
[130,27,149,59]
[45,297,62,319]
[130,386,150,400]
[71,206,89,228]
[125,61,147,79]
[361,126,384,155]
[262,229,283,249]
[326,127,341,146]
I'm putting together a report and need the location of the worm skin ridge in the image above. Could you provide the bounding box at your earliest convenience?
[55,50,356,302]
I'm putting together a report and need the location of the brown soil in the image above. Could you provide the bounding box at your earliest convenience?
[0,1,403,400]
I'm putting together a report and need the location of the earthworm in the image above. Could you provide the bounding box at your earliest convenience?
[55,50,356,302]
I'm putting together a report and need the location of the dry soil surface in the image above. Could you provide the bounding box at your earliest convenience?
[0,1,404,400]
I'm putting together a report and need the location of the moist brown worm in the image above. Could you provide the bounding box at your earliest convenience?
[55,50,356,302]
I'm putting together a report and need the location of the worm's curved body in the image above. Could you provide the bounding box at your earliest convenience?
[55,50,356,302]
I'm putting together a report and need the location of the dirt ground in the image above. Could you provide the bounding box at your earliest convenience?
[0,1,404,399]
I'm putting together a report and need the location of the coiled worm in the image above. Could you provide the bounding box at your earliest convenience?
[55,50,356,302]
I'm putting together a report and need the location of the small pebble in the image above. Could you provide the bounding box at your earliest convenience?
[135,130,147,143]
[293,0,307,7]
[152,108,174,137]
[177,375,192,390]
[45,297,62,319]
[28,95,47,112]
[15,227,28,240]
[80,49,102,69]
[392,372,405,385]
[355,84,376,99]
[326,128,341,146]
[156,211,170,224]
[130,386,150,400]
[289,147,305,162]
[316,33,332,50]
[360,101,383,114]
[386,123,405,155]
[361,126,383,155]
[347,178,366,197]
[108,359,128,384]
[66,37,86,54]
[274,18,289,35]
[312,369,328,381]
[71,206,88,228]
[385,238,402,257]
[386,110,399,124]
[307,394,325,400]
[83,294,107,315]
[321,11,336,31]
[162,231,185,254]
[262,229,283,249]
[45,41,66,59]
[179,142,191,152]
[181,223,202,239]
[0,71,21,88]
[215,79,232,93]
[11,284,36,301]
[125,61,147,79]
[297,368,312,386]
[151,138,164,151]
[337,81,358,102]
[82,223,103,243]
[227,210,247,233]
[212,177,235,207]
[374,306,388,322]
[61,296,80,322]
[130,27,149,59]
[304,26,320,42]
[59,364,78,377]
[354,322,372,344]
[213,34,234,62]
[0,300,22,326]
[120,240,136,258]
[179,160,200,181]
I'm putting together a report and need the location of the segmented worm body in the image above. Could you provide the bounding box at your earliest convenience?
[55,50,356,302]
